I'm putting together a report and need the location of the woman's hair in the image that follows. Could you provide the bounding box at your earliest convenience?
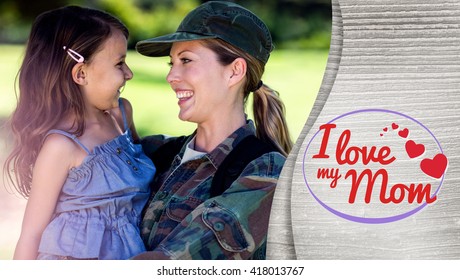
[3,6,129,198]
[201,39,293,157]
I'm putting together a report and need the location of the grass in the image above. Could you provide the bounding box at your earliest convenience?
[0,44,329,259]
[0,44,329,141]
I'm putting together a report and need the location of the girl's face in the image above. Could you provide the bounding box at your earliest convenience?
[81,30,133,112]
[167,40,235,124]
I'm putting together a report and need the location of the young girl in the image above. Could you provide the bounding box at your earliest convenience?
[3,6,156,260]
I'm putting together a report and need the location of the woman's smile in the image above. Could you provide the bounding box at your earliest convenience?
[176,90,194,99]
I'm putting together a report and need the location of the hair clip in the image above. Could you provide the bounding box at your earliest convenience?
[63,46,84,63]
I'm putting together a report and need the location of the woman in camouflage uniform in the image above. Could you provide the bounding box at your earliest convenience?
[133,1,292,259]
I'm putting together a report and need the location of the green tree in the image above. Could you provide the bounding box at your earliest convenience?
[98,0,199,48]
[0,0,331,49]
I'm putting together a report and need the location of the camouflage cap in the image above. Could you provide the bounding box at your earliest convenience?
[135,1,274,64]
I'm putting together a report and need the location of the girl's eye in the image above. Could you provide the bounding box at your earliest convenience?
[117,60,127,68]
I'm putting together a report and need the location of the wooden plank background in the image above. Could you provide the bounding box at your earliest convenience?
[267,0,460,259]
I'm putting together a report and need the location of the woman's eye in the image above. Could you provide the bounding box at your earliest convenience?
[168,58,191,67]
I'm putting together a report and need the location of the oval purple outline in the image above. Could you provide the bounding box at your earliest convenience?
[302,108,445,224]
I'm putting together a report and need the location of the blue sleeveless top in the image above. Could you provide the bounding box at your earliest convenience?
[37,100,156,260]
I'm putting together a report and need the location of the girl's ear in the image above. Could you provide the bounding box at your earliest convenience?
[71,63,87,85]
[228,57,247,88]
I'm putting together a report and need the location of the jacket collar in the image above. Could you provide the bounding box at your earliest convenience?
[177,120,256,169]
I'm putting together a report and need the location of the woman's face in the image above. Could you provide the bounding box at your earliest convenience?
[167,40,235,124]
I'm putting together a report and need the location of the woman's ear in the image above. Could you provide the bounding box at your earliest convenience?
[228,57,247,87]
[71,63,87,85]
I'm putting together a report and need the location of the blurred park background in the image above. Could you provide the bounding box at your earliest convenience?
[0,0,331,259]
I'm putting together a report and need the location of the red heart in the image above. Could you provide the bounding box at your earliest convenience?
[383,127,388,132]
[398,128,409,138]
[392,123,399,130]
[405,140,425,158]
[420,153,448,179]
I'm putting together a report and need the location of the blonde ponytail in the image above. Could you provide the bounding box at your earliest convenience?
[253,84,293,157]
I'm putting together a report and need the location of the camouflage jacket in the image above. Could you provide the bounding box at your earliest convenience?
[133,120,286,260]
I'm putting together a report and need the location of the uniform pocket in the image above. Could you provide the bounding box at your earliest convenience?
[166,196,203,222]
[202,202,250,252]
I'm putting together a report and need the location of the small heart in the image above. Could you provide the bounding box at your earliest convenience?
[398,128,409,138]
[420,153,448,179]
[380,133,383,137]
[405,140,425,158]
[392,123,399,130]
[383,127,388,132]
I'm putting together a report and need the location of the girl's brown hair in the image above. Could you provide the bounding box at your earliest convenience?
[3,6,129,198]
[201,39,293,157]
